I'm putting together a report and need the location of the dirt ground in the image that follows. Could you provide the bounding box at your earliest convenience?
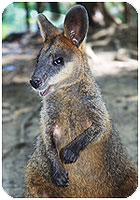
[2,24,138,197]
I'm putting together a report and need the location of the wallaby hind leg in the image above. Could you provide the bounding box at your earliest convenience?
[25,147,49,197]
[25,135,52,197]
[25,153,70,198]
[25,134,69,197]
[25,167,49,197]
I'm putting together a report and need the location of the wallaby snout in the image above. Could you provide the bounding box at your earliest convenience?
[30,77,42,89]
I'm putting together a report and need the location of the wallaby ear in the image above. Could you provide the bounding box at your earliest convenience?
[64,5,89,47]
[37,14,58,42]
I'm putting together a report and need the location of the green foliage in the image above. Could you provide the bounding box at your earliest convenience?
[28,2,37,10]
[2,24,12,40]
[2,2,75,39]
[13,2,25,9]
[2,2,138,40]
[2,3,26,39]
[105,2,125,22]
[58,2,76,14]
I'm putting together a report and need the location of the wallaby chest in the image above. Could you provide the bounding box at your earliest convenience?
[60,112,91,149]
[49,92,92,149]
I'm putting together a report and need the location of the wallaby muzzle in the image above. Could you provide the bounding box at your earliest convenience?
[30,77,42,89]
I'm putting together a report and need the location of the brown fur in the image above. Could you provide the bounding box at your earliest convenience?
[25,5,138,198]
[25,78,137,197]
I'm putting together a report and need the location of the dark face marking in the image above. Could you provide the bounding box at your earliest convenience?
[30,35,74,92]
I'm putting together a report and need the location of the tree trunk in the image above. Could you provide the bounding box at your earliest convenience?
[36,2,46,13]
[24,3,30,32]
[49,2,61,21]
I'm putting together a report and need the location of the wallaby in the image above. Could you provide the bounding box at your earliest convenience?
[25,5,138,198]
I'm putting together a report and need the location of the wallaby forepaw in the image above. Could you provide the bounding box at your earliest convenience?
[62,148,79,164]
[52,165,69,187]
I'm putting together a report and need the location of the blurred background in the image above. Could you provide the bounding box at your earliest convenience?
[2,2,138,197]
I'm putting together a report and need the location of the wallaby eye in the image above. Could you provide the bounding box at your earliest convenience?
[53,57,64,66]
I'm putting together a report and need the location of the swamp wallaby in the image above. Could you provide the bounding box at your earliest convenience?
[25,5,138,198]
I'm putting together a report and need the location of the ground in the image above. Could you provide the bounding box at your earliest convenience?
[2,24,138,197]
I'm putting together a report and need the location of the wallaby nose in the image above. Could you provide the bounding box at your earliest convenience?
[30,77,42,89]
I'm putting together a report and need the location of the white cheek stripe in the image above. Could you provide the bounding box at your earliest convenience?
[48,62,74,85]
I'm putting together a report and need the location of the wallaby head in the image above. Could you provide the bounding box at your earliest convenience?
[30,5,89,97]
